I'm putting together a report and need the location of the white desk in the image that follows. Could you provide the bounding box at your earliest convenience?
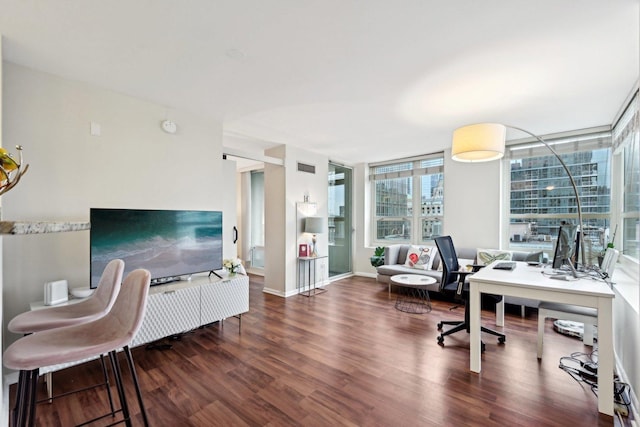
[468,261,615,416]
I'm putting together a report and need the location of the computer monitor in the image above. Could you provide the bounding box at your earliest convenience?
[552,222,579,272]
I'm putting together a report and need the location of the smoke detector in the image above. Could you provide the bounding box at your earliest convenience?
[161,120,177,134]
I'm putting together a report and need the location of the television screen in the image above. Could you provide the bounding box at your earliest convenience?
[90,208,223,288]
[552,222,578,269]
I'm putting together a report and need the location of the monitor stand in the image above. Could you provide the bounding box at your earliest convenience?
[554,258,579,279]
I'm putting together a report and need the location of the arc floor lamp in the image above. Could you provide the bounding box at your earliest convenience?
[451,123,585,266]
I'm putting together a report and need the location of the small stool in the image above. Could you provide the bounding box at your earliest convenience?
[4,269,151,427]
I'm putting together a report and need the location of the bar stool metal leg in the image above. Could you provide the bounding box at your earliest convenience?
[12,370,27,426]
[123,345,149,426]
[27,369,38,427]
[109,350,132,427]
[99,354,116,416]
[13,369,39,427]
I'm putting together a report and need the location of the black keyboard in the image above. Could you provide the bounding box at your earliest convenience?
[493,262,516,270]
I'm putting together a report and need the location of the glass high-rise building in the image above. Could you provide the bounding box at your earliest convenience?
[509,148,611,261]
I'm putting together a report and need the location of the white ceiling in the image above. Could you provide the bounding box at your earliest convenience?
[1,1,638,165]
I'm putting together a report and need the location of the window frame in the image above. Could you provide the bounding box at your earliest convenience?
[369,152,444,246]
[612,89,640,278]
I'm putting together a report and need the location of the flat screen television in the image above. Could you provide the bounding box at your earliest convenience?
[552,222,579,270]
[90,208,223,288]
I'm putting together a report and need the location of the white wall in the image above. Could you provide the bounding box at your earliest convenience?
[222,158,239,260]
[352,162,373,276]
[442,149,502,249]
[613,285,640,414]
[1,62,224,351]
[0,36,5,426]
[264,145,328,296]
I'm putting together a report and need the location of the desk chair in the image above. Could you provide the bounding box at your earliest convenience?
[536,248,619,358]
[434,236,505,351]
[7,259,125,408]
[4,269,151,427]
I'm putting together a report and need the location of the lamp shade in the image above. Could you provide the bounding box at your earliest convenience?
[451,123,506,162]
[304,217,324,234]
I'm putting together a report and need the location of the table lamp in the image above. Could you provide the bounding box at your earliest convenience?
[304,216,324,257]
[451,123,585,268]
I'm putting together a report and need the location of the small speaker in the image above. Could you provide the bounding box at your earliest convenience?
[44,280,68,306]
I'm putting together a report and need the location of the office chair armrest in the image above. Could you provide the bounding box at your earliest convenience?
[470,264,485,272]
[455,271,474,295]
[456,270,474,277]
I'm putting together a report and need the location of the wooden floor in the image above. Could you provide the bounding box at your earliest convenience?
[14,274,624,426]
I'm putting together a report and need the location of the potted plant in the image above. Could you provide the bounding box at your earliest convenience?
[370,246,385,267]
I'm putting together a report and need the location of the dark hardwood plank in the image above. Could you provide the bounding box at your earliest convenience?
[11,274,624,426]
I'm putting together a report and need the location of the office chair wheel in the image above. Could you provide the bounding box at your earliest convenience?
[437,335,444,346]
[498,336,506,344]
[437,322,443,331]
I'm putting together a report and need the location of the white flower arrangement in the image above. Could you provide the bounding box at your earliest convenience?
[223,258,243,274]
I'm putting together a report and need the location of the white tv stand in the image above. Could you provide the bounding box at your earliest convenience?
[25,273,248,401]
[131,273,249,347]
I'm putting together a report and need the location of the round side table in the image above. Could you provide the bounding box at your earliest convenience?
[390,274,437,314]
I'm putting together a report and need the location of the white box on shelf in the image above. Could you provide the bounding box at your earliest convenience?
[44,280,68,306]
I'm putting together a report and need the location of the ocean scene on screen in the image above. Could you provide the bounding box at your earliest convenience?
[90,209,223,287]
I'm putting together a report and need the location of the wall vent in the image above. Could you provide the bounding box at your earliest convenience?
[297,162,316,174]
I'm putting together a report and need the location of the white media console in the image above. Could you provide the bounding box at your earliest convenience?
[132,273,249,346]
[32,273,248,384]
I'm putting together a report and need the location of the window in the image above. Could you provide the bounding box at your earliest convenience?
[249,170,265,269]
[613,90,640,263]
[506,131,612,266]
[370,153,444,244]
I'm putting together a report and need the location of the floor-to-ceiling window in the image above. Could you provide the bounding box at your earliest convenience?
[506,129,612,266]
[328,163,352,277]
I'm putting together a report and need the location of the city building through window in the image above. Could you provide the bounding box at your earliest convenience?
[506,130,612,266]
[370,153,444,244]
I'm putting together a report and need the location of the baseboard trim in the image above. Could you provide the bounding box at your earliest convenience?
[353,272,377,279]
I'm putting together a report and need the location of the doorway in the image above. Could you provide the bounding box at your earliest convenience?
[328,163,353,278]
